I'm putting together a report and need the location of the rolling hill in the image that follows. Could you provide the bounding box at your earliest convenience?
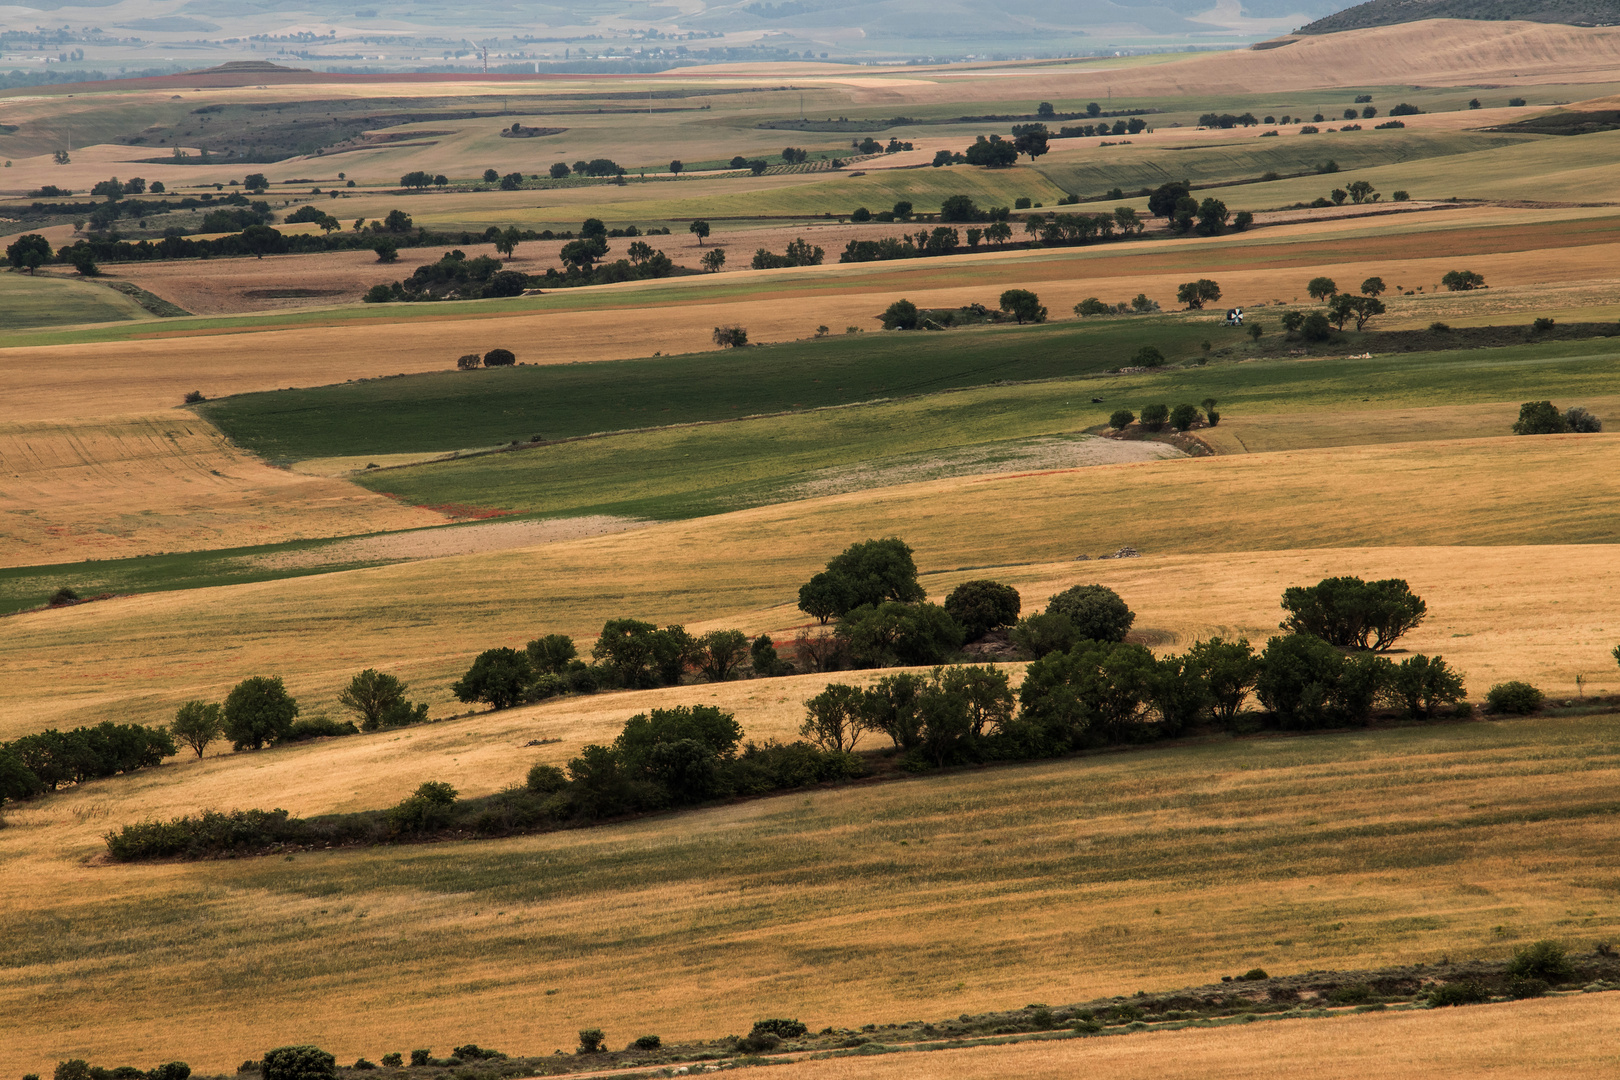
[1301,0,1620,34]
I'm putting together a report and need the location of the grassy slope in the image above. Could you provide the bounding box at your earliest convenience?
[5,708,1620,1073]
[0,272,151,330]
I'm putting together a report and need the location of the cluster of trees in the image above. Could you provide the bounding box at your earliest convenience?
[47,1059,191,1080]
[1109,399,1219,432]
[1198,112,1261,128]
[1293,275,1387,334]
[840,228,968,263]
[449,620,796,712]
[837,207,1149,267]
[963,134,1020,167]
[399,171,449,189]
[1146,181,1253,236]
[751,238,824,269]
[1055,117,1148,138]
[1024,207,1152,245]
[0,722,176,801]
[1442,269,1486,291]
[1512,401,1603,435]
[1074,293,1161,316]
[364,250,530,303]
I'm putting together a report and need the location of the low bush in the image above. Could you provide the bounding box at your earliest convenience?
[278,717,359,743]
[483,348,516,366]
[448,1046,504,1061]
[262,1046,336,1080]
[1108,408,1135,430]
[1507,939,1573,980]
[631,1036,662,1051]
[576,1030,606,1055]
[1139,403,1169,431]
[1508,976,1549,999]
[1427,981,1489,1007]
[1486,681,1544,715]
[408,1052,429,1068]
[379,1056,401,1068]
[1329,983,1372,1004]
[752,1019,809,1039]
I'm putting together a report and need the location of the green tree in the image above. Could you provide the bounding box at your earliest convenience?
[751,633,791,676]
[1109,408,1135,429]
[943,580,1022,641]
[880,298,920,330]
[1441,269,1485,291]
[1281,576,1426,651]
[1147,180,1191,218]
[170,700,223,758]
[825,537,927,610]
[494,226,522,258]
[6,233,51,273]
[262,1048,336,1080]
[482,168,499,183]
[399,170,433,189]
[1390,654,1466,719]
[338,669,426,730]
[1169,403,1200,431]
[1011,612,1079,658]
[1185,637,1260,724]
[1195,198,1228,235]
[798,571,855,623]
[939,195,981,222]
[801,683,871,752]
[1300,311,1333,341]
[243,173,269,192]
[549,162,570,179]
[560,236,608,269]
[388,781,458,834]
[1139,403,1170,431]
[526,634,577,674]
[1046,584,1135,642]
[222,676,299,751]
[668,159,683,174]
[1306,276,1339,300]
[837,602,964,668]
[1360,276,1386,297]
[451,648,534,709]
[712,324,747,347]
[1201,397,1221,425]
[688,219,710,245]
[1018,640,1157,742]
[1175,279,1221,309]
[0,746,44,803]
[999,288,1047,324]
[1512,400,1568,435]
[700,248,726,272]
[695,629,750,682]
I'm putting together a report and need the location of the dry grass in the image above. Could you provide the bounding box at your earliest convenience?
[763,993,1620,1080]
[4,700,1620,1074]
[0,415,445,565]
[2,430,1618,737]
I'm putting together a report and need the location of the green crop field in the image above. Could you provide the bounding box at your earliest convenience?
[0,272,152,330]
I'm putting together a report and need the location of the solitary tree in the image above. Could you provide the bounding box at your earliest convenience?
[338,669,427,730]
[689,219,710,245]
[1306,276,1339,300]
[482,168,499,183]
[700,248,726,272]
[494,226,522,258]
[712,325,748,347]
[1512,400,1568,435]
[999,288,1047,324]
[549,162,570,179]
[1441,269,1486,291]
[262,1047,336,1080]
[5,234,51,273]
[222,676,300,751]
[1175,279,1221,309]
[669,159,683,174]
[1360,276,1386,297]
[243,173,268,192]
[880,298,920,330]
[170,700,223,758]
[1109,408,1135,429]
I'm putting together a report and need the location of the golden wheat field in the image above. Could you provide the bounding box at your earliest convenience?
[8,16,1620,1077]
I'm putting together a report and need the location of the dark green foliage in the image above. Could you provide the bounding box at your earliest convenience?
[379,1056,401,1069]
[388,781,458,835]
[590,619,694,688]
[943,579,1022,641]
[0,746,44,803]
[338,669,428,730]
[7,232,53,272]
[998,289,1047,324]
[1147,181,1190,219]
[526,763,567,794]
[223,676,299,750]
[1329,983,1372,1004]
[261,1047,335,1080]
[1045,584,1135,643]
[449,1046,504,1061]
[1109,408,1135,429]
[1139,403,1169,431]
[1169,403,1200,431]
[1147,654,1211,734]
[632,1036,662,1051]
[1175,279,1221,309]
[1508,976,1548,999]
[525,634,577,675]
[1307,277,1339,299]
[1427,981,1489,1007]
[577,1030,606,1054]
[736,1032,780,1054]
[1280,576,1427,650]
[1255,633,1349,728]
[753,1019,809,1038]
[278,717,359,743]
[1507,939,1572,981]
[879,298,920,330]
[799,538,926,623]
[351,1061,375,1071]
[1185,637,1260,724]
[451,648,533,709]
[1300,311,1334,341]
[1512,400,1568,435]
[1441,269,1485,291]
[1390,654,1466,719]
[801,683,870,752]
[103,807,296,860]
[837,602,964,668]
[939,195,982,222]
[1486,680,1544,714]
[7,722,176,789]
[1565,406,1602,433]
[1131,346,1165,367]
[1010,612,1079,658]
[1017,640,1158,746]
[1239,968,1269,980]
[695,629,751,682]
[751,633,792,676]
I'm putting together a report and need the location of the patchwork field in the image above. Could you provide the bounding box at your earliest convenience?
[7,18,1620,1078]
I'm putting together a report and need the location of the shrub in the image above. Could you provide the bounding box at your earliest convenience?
[999,288,1047,324]
[1507,939,1574,980]
[482,348,516,366]
[1139,403,1169,431]
[526,763,567,794]
[632,1035,662,1051]
[1508,976,1549,999]
[1239,967,1269,981]
[183,390,205,403]
[1565,407,1602,433]
[736,1032,780,1054]
[837,601,965,668]
[712,325,748,347]
[1428,981,1489,1007]
[222,676,300,751]
[1389,654,1465,719]
[279,717,359,743]
[880,298,920,330]
[1256,633,1348,728]
[1017,640,1157,745]
[1511,400,1567,435]
[379,1056,401,1068]
[352,1062,375,1071]
[1486,681,1544,715]
[0,747,44,803]
[452,648,533,709]
[1046,584,1134,642]
[577,1030,606,1054]
[1108,408,1135,430]
[338,669,427,730]
[1329,983,1372,1004]
[1300,311,1333,341]
[407,1052,429,1068]
[753,1019,809,1038]
[1169,403,1200,431]
[1186,636,1260,724]
[1131,345,1165,367]
[1011,612,1078,658]
[450,1046,504,1061]
[262,1047,337,1080]
[1074,297,1113,316]
[388,781,458,834]
[750,633,792,676]
[1441,269,1485,291]
[943,579,1021,641]
[455,353,481,370]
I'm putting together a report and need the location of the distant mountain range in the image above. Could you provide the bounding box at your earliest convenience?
[1301,0,1620,33]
